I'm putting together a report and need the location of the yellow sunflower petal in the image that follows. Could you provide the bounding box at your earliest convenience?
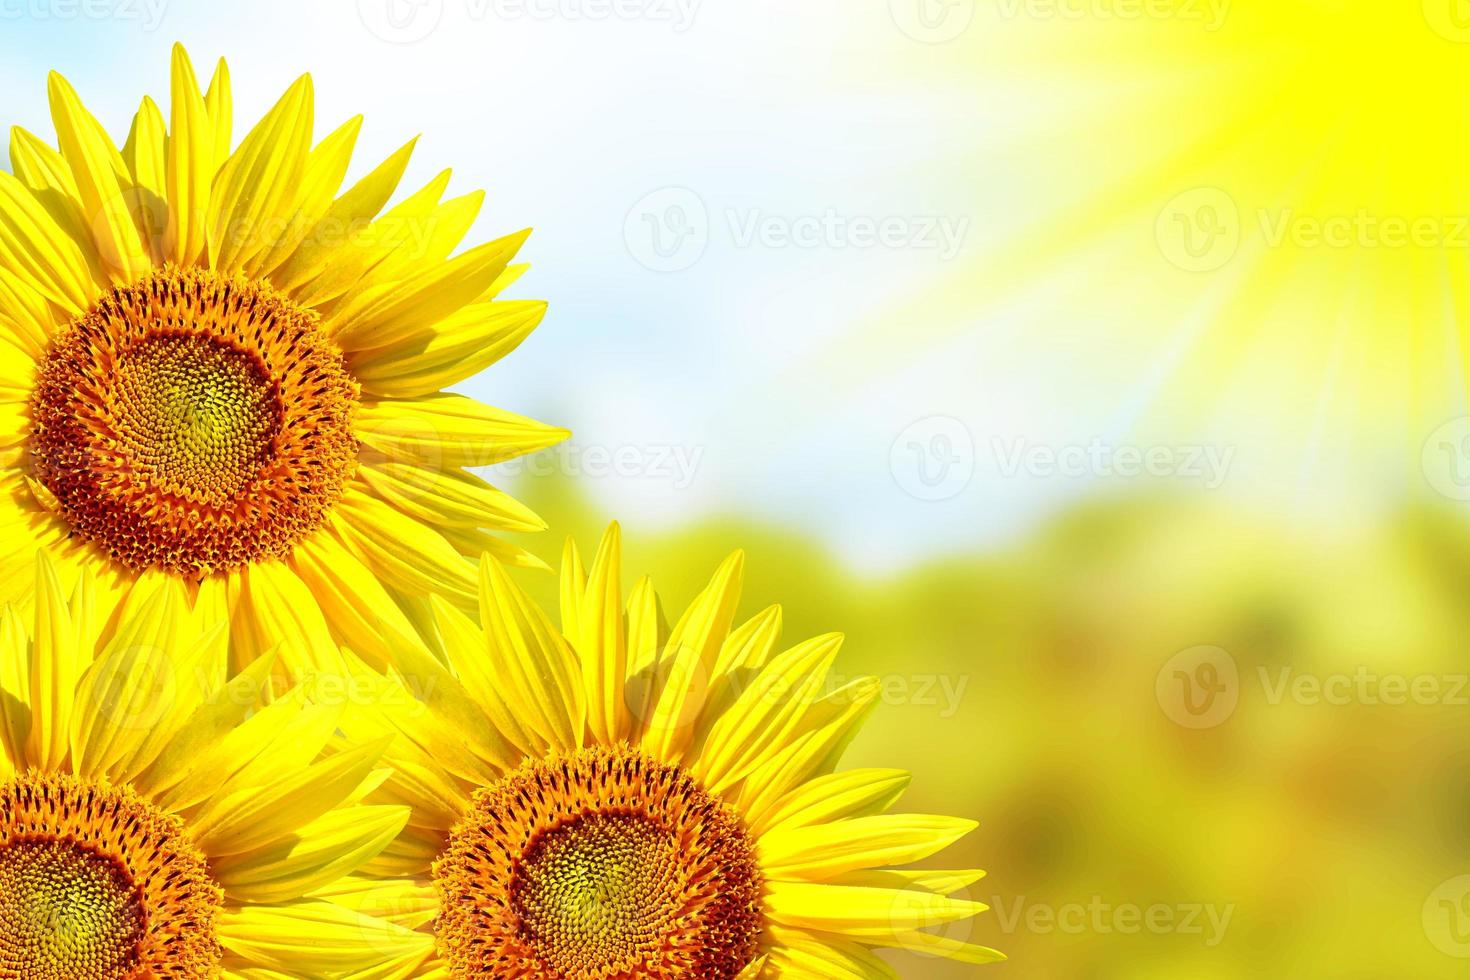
[569,523,629,744]
[750,769,911,838]
[762,927,897,980]
[758,814,977,882]
[0,265,58,355]
[640,549,745,763]
[736,677,883,818]
[270,137,417,295]
[8,125,102,277]
[288,531,420,670]
[0,602,31,771]
[354,462,544,534]
[164,43,213,266]
[287,161,441,308]
[696,632,845,794]
[121,95,167,261]
[130,647,278,801]
[764,881,989,939]
[330,495,477,606]
[208,73,314,273]
[347,299,546,398]
[26,552,83,771]
[211,804,409,904]
[476,554,585,752]
[328,230,530,352]
[356,393,569,470]
[248,114,362,280]
[190,736,390,856]
[216,899,434,978]
[47,71,150,282]
[0,169,96,312]
[204,56,233,164]
[229,561,345,676]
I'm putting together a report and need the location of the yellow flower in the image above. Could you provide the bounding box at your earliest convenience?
[346,524,1004,978]
[0,45,566,673]
[0,551,432,978]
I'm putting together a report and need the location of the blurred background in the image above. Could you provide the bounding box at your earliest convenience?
[6,0,1470,975]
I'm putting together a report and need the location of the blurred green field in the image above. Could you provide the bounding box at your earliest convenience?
[511,478,1470,979]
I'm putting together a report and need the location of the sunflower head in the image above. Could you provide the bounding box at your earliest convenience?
[0,550,432,978]
[1,44,566,671]
[0,773,220,979]
[349,524,1004,977]
[30,266,358,576]
[434,744,764,978]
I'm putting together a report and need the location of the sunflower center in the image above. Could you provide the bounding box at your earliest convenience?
[433,746,764,979]
[30,267,360,576]
[0,840,140,980]
[0,772,222,979]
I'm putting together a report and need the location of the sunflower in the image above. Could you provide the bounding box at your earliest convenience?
[0,45,566,674]
[0,550,435,978]
[340,524,1003,977]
